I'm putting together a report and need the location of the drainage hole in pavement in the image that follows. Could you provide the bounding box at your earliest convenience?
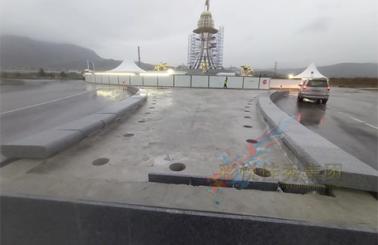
[246,139,258,144]
[145,112,151,115]
[169,162,186,172]
[92,158,109,166]
[138,120,146,123]
[124,133,134,137]
[253,168,271,177]
[244,116,251,119]
[243,125,253,128]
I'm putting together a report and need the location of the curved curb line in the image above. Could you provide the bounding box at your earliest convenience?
[257,91,378,192]
[1,86,147,159]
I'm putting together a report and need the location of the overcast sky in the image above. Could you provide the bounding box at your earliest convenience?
[1,0,377,68]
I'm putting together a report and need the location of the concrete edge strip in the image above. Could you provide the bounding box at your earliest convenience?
[256,91,378,192]
[1,193,377,236]
[1,86,147,159]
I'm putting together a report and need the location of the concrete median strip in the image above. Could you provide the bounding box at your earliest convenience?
[257,91,378,192]
[1,86,146,159]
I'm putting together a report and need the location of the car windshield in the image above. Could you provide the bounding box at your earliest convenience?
[307,80,328,87]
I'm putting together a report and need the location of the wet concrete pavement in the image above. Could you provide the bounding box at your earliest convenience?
[274,88,378,169]
[0,80,129,144]
[1,88,377,233]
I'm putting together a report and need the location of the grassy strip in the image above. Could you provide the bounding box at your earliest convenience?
[0,70,84,81]
[330,77,378,88]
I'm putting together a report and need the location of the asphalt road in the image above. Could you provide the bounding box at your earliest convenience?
[274,88,378,169]
[0,79,129,144]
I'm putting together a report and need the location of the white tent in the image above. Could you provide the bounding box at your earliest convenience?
[293,63,327,79]
[107,59,145,73]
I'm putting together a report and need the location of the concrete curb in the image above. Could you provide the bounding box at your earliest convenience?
[1,86,147,159]
[2,194,377,245]
[257,91,378,192]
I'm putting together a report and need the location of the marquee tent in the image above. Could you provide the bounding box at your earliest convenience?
[106,59,145,73]
[293,63,327,79]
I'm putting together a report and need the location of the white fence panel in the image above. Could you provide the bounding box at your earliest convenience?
[270,79,299,89]
[259,77,270,90]
[143,76,158,86]
[130,76,143,86]
[109,75,118,85]
[227,77,243,88]
[243,77,259,89]
[174,75,190,87]
[158,76,174,87]
[209,76,225,88]
[192,75,209,88]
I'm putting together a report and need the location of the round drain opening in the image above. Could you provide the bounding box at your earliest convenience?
[169,162,186,172]
[124,133,134,137]
[244,125,253,128]
[92,158,109,166]
[246,139,258,144]
[253,168,271,177]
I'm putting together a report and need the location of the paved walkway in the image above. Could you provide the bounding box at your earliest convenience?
[1,88,377,231]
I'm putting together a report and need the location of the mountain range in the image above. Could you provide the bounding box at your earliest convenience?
[1,35,377,77]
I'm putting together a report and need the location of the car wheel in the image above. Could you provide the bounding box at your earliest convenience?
[316,99,322,104]
[322,99,328,104]
[297,96,303,102]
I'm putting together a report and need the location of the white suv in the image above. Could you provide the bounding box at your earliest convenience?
[297,78,330,104]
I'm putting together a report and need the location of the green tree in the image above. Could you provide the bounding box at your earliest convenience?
[38,68,45,77]
[60,71,67,79]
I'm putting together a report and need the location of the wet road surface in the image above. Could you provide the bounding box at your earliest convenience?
[0,79,129,144]
[274,88,378,169]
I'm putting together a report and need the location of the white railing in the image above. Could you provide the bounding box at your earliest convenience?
[84,74,271,90]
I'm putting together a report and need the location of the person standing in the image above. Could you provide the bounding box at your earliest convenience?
[224,76,228,88]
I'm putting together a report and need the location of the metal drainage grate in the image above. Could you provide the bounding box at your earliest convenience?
[124,133,134,137]
[169,163,186,172]
[253,168,271,177]
[246,139,258,144]
[92,158,109,166]
[243,125,253,128]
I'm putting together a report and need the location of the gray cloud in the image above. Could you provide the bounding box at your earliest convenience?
[0,0,377,68]
[299,17,332,33]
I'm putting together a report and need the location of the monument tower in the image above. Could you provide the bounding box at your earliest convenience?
[191,0,218,72]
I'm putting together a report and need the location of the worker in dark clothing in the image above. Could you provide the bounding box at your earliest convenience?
[224,76,228,88]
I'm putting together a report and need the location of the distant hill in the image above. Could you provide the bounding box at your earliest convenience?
[277,63,378,78]
[0,35,122,71]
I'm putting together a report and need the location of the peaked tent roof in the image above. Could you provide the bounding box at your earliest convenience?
[293,63,327,79]
[107,59,145,73]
